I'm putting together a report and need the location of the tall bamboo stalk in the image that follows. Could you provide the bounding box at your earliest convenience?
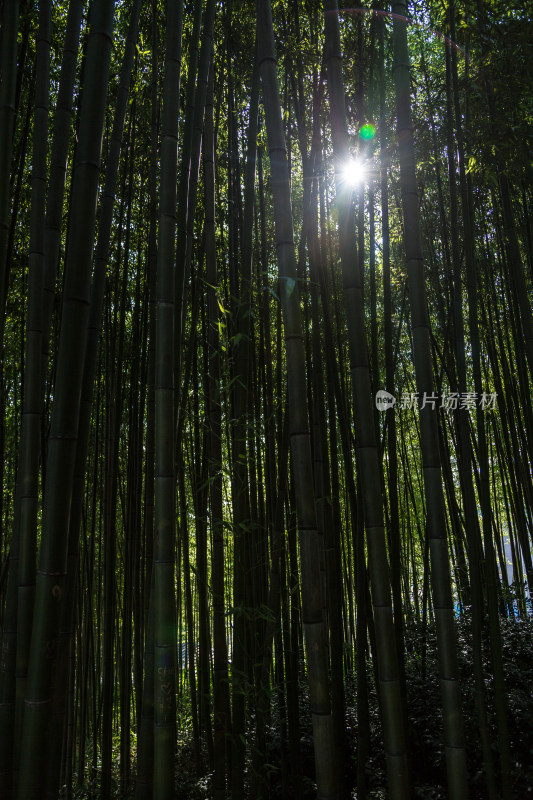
[16,0,115,796]
[153,0,183,795]
[14,0,52,784]
[391,2,469,795]
[324,3,410,796]
[255,2,342,796]
[230,50,260,800]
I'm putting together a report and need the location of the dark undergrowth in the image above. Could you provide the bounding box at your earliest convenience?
[66,614,533,799]
[174,614,533,799]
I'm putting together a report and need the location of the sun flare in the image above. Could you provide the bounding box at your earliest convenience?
[342,158,366,186]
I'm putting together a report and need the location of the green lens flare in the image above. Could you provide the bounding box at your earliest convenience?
[360,123,376,140]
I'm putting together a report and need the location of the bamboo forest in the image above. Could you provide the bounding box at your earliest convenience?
[1,0,533,797]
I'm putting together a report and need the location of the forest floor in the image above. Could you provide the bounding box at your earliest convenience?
[172,614,533,799]
[69,614,533,798]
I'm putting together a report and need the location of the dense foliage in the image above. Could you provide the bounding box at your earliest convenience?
[0,0,532,798]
